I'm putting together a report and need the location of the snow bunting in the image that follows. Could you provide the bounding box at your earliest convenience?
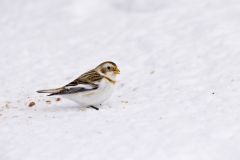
[37,61,120,110]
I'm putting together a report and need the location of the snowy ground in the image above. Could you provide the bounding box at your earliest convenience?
[1,0,240,159]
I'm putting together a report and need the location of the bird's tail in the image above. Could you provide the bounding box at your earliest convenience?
[37,87,64,96]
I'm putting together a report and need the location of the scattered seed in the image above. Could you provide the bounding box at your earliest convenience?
[28,102,36,107]
[120,83,125,87]
[132,88,137,91]
[46,100,51,104]
[150,70,155,74]
[56,98,61,102]
[121,101,128,104]
[5,103,9,108]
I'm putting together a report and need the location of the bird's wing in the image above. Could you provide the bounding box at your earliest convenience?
[48,70,103,96]
[66,70,102,87]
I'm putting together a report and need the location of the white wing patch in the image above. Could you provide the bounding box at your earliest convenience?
[65,84,96,90]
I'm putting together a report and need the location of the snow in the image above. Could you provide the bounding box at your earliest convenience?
[1,0,240,159]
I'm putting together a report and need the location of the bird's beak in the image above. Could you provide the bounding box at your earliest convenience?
[114,67,120,74]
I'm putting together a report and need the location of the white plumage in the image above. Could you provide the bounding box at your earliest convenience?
[63,78,115,106]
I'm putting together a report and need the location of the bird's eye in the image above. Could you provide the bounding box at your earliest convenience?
[107,66,111,70]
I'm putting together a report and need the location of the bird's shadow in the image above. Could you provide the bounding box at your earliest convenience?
[40,105,88,112]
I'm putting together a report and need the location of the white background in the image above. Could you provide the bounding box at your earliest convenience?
[0,0,240,159]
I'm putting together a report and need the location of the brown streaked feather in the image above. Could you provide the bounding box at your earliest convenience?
[100,68,107,74]
[40,70,103,96]
[96,61,117,68]
[66,70,103,87]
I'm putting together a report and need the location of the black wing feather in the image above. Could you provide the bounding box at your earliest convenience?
[48,70,102,96]
[48,85,98,96]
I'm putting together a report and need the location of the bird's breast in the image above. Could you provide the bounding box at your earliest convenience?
[64,78,115,106]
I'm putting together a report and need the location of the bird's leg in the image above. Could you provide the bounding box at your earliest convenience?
[88,105,99,110]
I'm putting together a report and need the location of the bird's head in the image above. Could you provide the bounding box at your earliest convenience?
[96,61,120,80]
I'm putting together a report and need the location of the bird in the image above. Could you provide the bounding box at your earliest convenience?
[37,61,120,110]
